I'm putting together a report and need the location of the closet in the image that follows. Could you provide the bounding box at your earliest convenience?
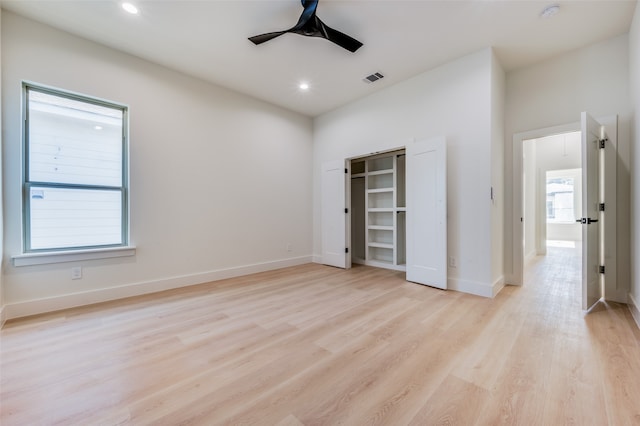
[321,137,447,289]
[350,150,406,271]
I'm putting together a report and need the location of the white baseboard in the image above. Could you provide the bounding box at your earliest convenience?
[503,273,518,286]
[5,256,312,320]
[492,276,506,297]
[605,291,628,304]
[0,305,6,329]
[629,292,640,330]
[448,277,499,298]
[314,255,499,298]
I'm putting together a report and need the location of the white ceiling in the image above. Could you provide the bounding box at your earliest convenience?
[1,0,636,117]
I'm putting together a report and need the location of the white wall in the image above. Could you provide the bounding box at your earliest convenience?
[505,35,632,298]
[0,6,4,327]
[1,12,314,318]
[523,139,537,261]
[491,53,505,286]
[314,48,503,297]
[629,0,640,326]
[536,132,582,172]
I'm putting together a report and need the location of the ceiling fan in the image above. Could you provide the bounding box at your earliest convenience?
[248,0,363,53]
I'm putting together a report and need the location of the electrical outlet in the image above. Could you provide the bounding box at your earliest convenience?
[448,257,457,268]
[286,243,293,252]
[71,266,82,280]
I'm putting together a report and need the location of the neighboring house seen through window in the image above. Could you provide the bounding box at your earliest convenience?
[546,176,575,224]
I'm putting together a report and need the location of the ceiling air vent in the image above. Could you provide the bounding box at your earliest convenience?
[363,72,384,84]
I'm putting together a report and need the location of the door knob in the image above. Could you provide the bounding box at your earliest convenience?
[576,218,598,224]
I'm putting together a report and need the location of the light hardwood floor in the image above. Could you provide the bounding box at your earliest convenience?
[2,246,640,425]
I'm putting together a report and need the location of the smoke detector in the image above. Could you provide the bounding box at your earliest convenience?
[540,4,560,18]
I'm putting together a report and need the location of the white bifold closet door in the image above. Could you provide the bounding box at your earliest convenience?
[406,137,447,289]
[321,159,349,269]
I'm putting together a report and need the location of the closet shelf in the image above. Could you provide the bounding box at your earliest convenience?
[368,242,394,249]
[367,188,394,194]
[351,173,365,179]
[368,208,394,213]
[366,259,394,268]
[368,225,394,231]
[368,169,393,176]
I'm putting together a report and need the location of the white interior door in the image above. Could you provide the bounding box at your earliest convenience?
[581,112,603,310]
[321,159,348,268]
[406,137,447,289]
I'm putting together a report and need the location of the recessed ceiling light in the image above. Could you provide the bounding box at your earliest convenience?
[94,125,103,130]
[122,2,139,15]
[540,4,560,19]
[298,82,310,91]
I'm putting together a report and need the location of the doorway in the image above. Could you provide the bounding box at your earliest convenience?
[512,115,618,305]
[521,131,582,284]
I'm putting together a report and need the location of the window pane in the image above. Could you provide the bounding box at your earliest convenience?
[29,187,123,250]
[28,90,123,187]
[546,177,575,223]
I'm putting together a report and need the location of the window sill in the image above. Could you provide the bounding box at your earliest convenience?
[12,246,136,267]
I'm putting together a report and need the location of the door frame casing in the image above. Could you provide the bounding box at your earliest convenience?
[512,121,578,286]
[510,116,619,303]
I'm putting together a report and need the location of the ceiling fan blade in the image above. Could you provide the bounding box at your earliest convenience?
[316,18,363,53]
[249,0,316,45]
[292,0,318,30]
[248,31,287,46]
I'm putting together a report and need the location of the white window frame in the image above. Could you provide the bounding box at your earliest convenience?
[15,82,133,265]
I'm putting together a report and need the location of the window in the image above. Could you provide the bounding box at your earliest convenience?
[23,83,128,252]
[546,176,575,223]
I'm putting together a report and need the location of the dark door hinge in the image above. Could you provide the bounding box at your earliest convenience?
[599,265,605,274]
[345,208,348,214]
[345,247,349,254]
[599,138,608,149]
[345,168,348,174]
[599,203,605,212]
